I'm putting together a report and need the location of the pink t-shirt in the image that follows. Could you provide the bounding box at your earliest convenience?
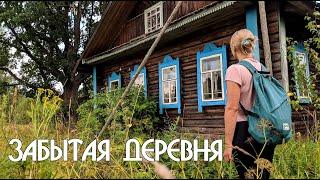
[225,58,262,122]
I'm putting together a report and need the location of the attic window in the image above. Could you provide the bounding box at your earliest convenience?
[144,2,163,34]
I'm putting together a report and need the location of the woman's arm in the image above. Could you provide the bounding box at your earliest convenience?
[223,80,241,162]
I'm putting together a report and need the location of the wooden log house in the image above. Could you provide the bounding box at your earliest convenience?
[81,1,316,137]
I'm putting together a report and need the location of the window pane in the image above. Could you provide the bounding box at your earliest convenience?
[295,51,309,97]
[148,18,151,28]
[163,81,170,103]
[202,72,212,100]
[157,13,160,24]
[163,66,176,80]
[170,81,177,103]
[296,52,306,65]
[110,81,118,91]
[202,55,221,72]
[212,71,222,99]
[134,74,144,87]
[145,4,163,33]
[152,16,156,27]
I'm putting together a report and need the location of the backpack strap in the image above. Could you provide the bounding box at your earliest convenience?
[238,60,270,75]
[238,60,257,74]
[239,102,260,119]
[237,60,263,119]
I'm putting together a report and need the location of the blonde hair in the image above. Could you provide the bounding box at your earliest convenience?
[230,29,256,57]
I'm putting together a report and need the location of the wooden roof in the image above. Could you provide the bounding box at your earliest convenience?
[81,1,316,66]
[81,1,240,64]
[81,1,137,60]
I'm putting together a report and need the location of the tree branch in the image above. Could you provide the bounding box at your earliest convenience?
[0,67,38,90]
[8,26,41,64]
[74,1,81,53]
[6,24,65,82]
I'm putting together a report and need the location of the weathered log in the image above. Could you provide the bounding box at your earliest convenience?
[258,1,273,76]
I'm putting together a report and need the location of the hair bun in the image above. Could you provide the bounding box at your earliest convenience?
[241,38,252,47]
[241,38,254,54]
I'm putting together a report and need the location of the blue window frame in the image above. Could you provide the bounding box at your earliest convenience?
[92,66,97,97]
[107,72,121,92]
[92,66,97,109]
[293,43,311,104]
[197,43,227,112]
[246,5,260,61]
[159,55,181,114]
[130,65,148,97]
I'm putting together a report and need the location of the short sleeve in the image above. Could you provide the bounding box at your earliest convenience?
[225,65,242,86]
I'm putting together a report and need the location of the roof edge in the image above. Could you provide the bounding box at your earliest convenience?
[82,1,238,65]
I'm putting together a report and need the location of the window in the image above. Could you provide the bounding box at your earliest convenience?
[293,43,311,103]
[107,72,121,92]
[159,55,181,114]
[201,54,223,101]
[134,74,144,87]
[197,43,227,112]
[110,80,119,91]
[144,2,163,34]
[130,65,148,97]
[162,66,177,104]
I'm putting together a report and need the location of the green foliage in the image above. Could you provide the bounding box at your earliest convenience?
[287,8,320,141]
[0,87,319,178]
[77,87,159,141]
[28,88,62,138]
[0,87,33,124]
[305,10,320,49]
[0,1,107,116]
[0,70,13,95]
[11,93,33,124]
[272,134,320,178]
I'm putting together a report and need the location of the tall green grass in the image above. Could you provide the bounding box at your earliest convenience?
[0,88,319,178]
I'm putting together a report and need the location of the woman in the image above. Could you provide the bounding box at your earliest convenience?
[223,29,276,179]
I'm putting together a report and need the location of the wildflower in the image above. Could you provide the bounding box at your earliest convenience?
[296,132,302,141]
[257,118,273,132]
[287,92,294,97]
[244,169,256,179]
[254,158,274,173]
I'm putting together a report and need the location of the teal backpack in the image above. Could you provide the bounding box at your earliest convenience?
[238,60,292,145]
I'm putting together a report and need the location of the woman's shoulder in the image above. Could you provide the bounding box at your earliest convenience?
[226,64,245,78]
[226,63,247,72]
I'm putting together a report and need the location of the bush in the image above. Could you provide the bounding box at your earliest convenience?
[77,87,159,141]
[0,88,33,124]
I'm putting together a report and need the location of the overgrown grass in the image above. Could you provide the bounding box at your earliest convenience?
[0,88,319,179]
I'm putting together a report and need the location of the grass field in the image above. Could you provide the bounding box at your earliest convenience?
[0,122,319,179]
[0,89,319,179]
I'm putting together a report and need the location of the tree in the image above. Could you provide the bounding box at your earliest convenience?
[0,71,15,94]
[0,1,108,121]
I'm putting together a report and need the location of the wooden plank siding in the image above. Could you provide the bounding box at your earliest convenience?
[95,8,247,136]
[92,1,314,136]
[114,1,217,48]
